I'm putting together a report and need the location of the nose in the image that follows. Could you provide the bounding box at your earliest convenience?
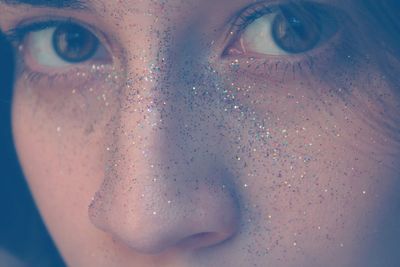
[97,181,239,254]
[88,76,240,254]
[90,177,239,254]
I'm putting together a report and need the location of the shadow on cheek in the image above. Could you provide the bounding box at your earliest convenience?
[0,31,66,267]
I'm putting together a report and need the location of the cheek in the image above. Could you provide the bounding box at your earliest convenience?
[10,52,400,266]
[11,68,121,205]
[11,77,120,265]
[211,60,400,256]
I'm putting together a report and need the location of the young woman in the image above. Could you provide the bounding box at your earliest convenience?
[0,0,399,266]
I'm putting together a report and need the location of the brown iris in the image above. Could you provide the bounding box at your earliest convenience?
[272,5,322,54]
[52,23,99,63]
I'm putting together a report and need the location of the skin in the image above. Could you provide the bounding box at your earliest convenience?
[1,0,400,266]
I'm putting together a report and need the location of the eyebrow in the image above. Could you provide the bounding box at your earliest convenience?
[0,0,88,9]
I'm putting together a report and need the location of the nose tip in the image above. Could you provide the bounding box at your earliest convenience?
[89,181,240,254]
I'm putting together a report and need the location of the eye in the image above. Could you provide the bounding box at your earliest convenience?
[20,21,109,68]
[52,23,99,63]
[225,2,339,56]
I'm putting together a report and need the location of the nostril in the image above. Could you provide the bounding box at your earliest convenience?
[89,170,240,254]
[177,232,231,250]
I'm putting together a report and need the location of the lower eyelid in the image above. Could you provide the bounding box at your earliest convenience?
[220,29,356,83]
[15,41,114,86]
[16,59,118,91]
[21,44,112,76]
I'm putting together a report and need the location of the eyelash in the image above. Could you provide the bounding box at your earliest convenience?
[6,19,70,42]
[5,17,106,86]
[4,1,349,86]
[223,1,353,81]
[232,1,275,30]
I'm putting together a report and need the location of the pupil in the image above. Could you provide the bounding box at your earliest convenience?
[272,6,321,54]
[52,23,99,63]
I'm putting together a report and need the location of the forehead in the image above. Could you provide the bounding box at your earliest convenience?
[0,0,343,28]
[1,0,203,9]
[1,0,337,9]
[0,0,225,22]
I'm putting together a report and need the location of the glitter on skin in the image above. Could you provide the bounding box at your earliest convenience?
[4,0,400,267]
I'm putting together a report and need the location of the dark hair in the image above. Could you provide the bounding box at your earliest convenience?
[0,1,399,266]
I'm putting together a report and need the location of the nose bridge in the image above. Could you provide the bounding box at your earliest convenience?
[102,4,191,173]
[109,5,213,179]
[107,0,197,63]
[88,76,241,253]
[88,7,241,253]
[104,49,221,208]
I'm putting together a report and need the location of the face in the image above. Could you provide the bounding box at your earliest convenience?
[1,0,400,266]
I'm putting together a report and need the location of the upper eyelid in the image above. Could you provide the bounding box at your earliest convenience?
[223,1,287,47]
[5,19,71,42]
[2,3,344,54]
[5,16,93,37]
[3,16,114,53]
[232,3,275,28]
[222,1,276,52]
[227,1,284,30]
[227,1,346,30]
[224,1,345,46]
[221,1,349,60]
[1,0,90,10]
